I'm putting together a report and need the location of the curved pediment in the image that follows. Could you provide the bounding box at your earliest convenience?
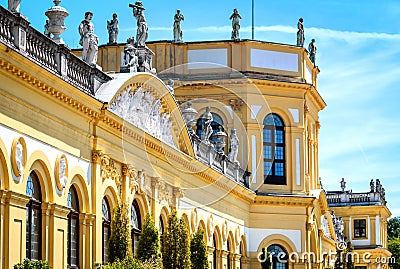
[96,73,193,156]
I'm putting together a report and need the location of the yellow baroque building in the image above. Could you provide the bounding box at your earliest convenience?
[0,5,391,269]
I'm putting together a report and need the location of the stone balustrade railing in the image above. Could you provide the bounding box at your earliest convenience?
[327,191,386,206]
[0,6,111,95]
[191,134,250,188]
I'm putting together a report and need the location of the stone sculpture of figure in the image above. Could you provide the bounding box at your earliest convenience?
[44,20,51,38]
[130,1,148,47]
[15,140,23,174]
[107,13,119,44]
[228,128,240,165]
[200,106,213,141]
[296,18,304,47]
[173,9,184,42]
[229,8,242,41]
[166,79,175,95]
[308,38,317,66]
[59,156,68,188]
[78,11,99,65]
[8,0,21,13]
[122,37,138,72]
[370,179,375,192]
[376,179,381,193]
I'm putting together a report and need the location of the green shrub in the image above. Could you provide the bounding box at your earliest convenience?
[137,213,161,263]
[108,202,131,263]
[13,259,51,269]
[190,228,209,269]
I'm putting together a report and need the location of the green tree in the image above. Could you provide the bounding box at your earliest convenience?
[14,259,51,269]
[108,202,131,263]
[344,241,354,269]
[190,228,209,269]
[162,211,190,269]
[136,213,161,262]
[388,217,400,240]
[389,238,400,269]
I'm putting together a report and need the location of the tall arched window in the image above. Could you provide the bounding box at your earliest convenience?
[227,239,232,269]
[26,172,42,260]
[102,198,111,264]
[196,112,224,143]
[159,216,165,253]
[267,244,288,269]
[263,114,286,185]
[131,200,142,255]
[212,234,217,269]
[67,185,80,268]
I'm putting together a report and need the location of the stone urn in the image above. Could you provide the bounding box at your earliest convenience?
[45,0,69,44]
[181,101,198,134]
[213,126,227,153]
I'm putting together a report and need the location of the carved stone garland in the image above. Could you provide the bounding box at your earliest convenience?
[109,86,176,147]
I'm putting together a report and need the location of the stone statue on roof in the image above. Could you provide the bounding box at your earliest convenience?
[308,38,317,66]
[296,18,304,47]
[129,1,148,47]
[8,0,21,13]
[107,13,119,45]
[229,8,242,41]
[78,11,98,65]
[173,9,184,42]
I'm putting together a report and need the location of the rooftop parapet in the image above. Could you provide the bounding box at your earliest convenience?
[146,39,318,85]
[326,178,386,206]
[0,6,112,95]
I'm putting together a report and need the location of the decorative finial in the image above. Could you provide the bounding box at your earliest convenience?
[53,0,61,6]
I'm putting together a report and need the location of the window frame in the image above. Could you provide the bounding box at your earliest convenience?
[353,218,367,239]
[67,185,80,269]
[26,172,42,261]
[102,197,111,264]
[263,114,287,185]
[131,200,142,255]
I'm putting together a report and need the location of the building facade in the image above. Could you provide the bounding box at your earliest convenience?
[0,4,391,269]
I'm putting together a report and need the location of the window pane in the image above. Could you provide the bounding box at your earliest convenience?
[275,147,284,160]
[275,130,283,143]
[264,162,272,175]
[31,207,41,260]
[275,163,284,176]
[263,129,272,143]
[263,146,272,159]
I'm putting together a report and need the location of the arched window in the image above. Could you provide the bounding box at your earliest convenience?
[267,244,288,269]
[263,114,286,185]
[212,234,217,269]
[239,241,244,269]
[227,239,232,269]
[196,112,224,142]
[131,200,142,255]
[26,172,42,260]
[67,185,80,268]
[102,198,111,264]
[159,216,165,253]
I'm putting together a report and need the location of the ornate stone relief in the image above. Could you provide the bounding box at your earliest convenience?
[11,137,26,181]
[158,180,172,205]
[92,151,121,187]
[122,164,141,194]
[207,215,214,237]
[55,154,68,191]
[222,220,228,242]
[321,215,330,238]
[191,208,198,232]
[109,86,176,147]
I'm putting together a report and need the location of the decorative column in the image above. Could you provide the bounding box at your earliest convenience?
[48,203,70,269]
[172,186,184,210]
[0,190,30,269]
[220,250,229,269]
[91,150,104,264]
[45,0,69,44]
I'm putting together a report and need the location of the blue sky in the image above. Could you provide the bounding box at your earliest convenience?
[2,1,400,215]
